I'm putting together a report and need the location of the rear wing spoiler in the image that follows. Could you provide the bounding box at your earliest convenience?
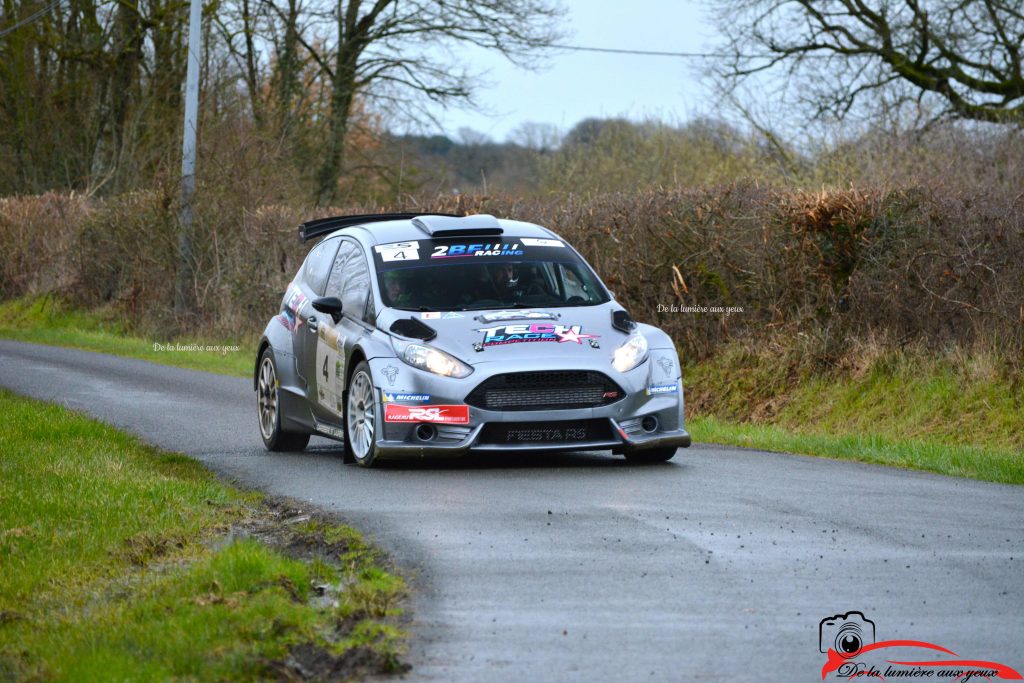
[297,212,504,242]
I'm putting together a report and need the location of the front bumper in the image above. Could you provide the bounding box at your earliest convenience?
[371,421,691,460]
[369,355,690,460]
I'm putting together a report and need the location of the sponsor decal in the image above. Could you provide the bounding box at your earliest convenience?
[476,309,558,323]
[314,421,345,440]
[646,383,678,396]
[442,311,464,319]
[384,404,470,424]
[431,243,523,258]
[381,365,399,385]
[477,322,598,346]
[504,425,589,442]
[420,311,441,319]
[283,285,309,330]
[657,356,674,376]
[275,312,295,332]
[315,326,347,415]
[520,237,564,248]
[374,241,420,262]
[285,286,307,315]
[818,611,1021,681]
[317,323,344,351]
[383,392,430,403]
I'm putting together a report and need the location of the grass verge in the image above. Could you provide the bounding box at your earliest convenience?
[0,296,253,377]
[689,416,1022,484]
[0,389,408,681]
[686,343,1024,485]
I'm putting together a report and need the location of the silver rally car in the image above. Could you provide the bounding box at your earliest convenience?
[255,212,691,466]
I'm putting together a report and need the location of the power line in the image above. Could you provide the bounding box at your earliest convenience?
[550,42,838,59]
[0,0,62,39]
[550,43,733,58]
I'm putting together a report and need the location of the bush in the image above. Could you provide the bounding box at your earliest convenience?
[1,184,1020,371]
[0,192,90,299]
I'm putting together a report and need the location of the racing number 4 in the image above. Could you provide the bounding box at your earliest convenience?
[322,355,329,381]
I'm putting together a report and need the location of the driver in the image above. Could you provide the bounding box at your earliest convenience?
[384,270,415,307]
[488,262,518,293]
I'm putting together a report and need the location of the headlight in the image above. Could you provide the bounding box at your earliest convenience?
[399,342,473,378]
[612,334,648,373]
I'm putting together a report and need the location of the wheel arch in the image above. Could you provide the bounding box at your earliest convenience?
[255,337,272,391]
[347,346,368,385]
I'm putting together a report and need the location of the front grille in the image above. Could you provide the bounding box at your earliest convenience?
[479,419,613,445]
[465,371,624,411]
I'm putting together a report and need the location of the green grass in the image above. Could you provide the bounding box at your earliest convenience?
[0,390,406,681]
[686,345,1024,485]
[0,296,253,377]
[689,416,1023,484]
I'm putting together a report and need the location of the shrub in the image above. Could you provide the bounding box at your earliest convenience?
[1,185,1020,370]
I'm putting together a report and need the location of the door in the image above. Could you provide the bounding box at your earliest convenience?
[310,239,375,421]
[293,237,339,390]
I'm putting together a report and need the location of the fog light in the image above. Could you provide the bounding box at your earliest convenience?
[641,416,658,433]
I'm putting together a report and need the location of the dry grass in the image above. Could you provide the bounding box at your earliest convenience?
[1,183,1021,371]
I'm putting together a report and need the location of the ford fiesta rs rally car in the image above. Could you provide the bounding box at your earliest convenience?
[254,212,691,467]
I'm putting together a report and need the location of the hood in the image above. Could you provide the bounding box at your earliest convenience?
[379,303,635,366]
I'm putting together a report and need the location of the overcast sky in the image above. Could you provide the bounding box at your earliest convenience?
[418,0,719,142]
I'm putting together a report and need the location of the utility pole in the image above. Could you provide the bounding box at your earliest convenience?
[175,0,202,317]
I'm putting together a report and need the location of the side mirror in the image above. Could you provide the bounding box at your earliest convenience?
[612,309,637,333]
[312,296,343,323]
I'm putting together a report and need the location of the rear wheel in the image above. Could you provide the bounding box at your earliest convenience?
[257,349,310,452]
[623,447,676,463]
[345,361,380,467]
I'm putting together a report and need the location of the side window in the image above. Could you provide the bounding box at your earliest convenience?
[303,238,339,295]
[558,263,588,299]
[324,241,357,300]
[363,292,376,325]
[325,240,372,323]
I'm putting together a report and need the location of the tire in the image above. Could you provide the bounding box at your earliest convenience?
[344,361,380,467]
[257,348,310,452]
[623,446,676,463]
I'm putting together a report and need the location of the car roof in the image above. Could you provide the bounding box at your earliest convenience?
[324,216,561,246]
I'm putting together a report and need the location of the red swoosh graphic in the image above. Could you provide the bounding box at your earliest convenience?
[822,641,1022,680]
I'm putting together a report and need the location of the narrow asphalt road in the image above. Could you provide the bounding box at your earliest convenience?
[1,340,1022,682]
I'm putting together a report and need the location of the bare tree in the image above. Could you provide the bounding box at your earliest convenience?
[713,0,1024,127]
[302,0,564,204]
[508,121,563,152]
[213,0,267,125]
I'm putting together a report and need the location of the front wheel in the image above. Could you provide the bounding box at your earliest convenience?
[257,349,310,452]
[623,447,676,463]
[345,361,380,467]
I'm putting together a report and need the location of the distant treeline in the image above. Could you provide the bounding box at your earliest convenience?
[349,116,1024,201]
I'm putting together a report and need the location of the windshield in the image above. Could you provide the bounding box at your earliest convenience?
[372,238,609,311]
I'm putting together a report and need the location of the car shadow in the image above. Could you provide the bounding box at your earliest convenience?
[304,441,680,471]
